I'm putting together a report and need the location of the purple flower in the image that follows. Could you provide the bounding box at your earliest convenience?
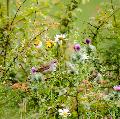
[31,67,36,73]
[113,85,120,91]
[74,44,80,51]
[85,39,91,44]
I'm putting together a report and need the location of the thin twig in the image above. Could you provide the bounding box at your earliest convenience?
[75,91,80,119]
[13,12,34,25]
[110,0,117,26]
[89,7,120,41]
[31,28,48,41]
[7,0,9,26]
[10,0,27,27]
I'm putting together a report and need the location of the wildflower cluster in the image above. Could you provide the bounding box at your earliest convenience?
[0,0,120,119]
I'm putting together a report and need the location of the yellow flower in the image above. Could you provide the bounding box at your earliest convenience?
[34,39,42,48]
[46,40,54,48]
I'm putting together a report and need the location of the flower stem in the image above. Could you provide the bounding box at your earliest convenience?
[75,91,80,119]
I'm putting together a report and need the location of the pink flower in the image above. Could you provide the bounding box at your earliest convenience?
[31,67,36,73]
[74,44,80,51]
[113,85,120,91]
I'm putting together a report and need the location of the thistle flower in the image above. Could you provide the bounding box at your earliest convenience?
[55,34,66,45]
[74,44,80,51]
[85,38,91,44]
[58,108,71,118]
[113,85,120,91]
[31,67,36,74]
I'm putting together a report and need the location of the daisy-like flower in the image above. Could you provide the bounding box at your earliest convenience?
[58,108,71,118]
[55,34,66,45]
[74,43,80,52]
[113,85,120,91]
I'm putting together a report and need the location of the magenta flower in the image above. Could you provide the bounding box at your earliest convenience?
[74,44,80,51]
[31,67,36,73]
[85,39,91,44]
[113,85,120,91]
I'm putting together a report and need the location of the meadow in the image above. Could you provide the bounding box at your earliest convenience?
[0,0,120,119]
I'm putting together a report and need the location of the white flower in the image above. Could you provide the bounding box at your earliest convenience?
[55,34,66,45]
[89,44,96,51]
[58,108,71,118]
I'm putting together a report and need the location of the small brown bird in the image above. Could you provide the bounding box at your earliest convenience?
[36,59,58,74]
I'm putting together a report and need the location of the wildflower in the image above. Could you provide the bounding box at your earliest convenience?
[31,67,36,74]
[34,40,42,48]
[85,38,91,44]
[74,44,80,51]
[55,34,66,45]
[58,108,71,118]
[113,85,120,91]
[46,40,54,48]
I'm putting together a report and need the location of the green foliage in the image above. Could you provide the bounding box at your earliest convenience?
[0,0,120,119]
